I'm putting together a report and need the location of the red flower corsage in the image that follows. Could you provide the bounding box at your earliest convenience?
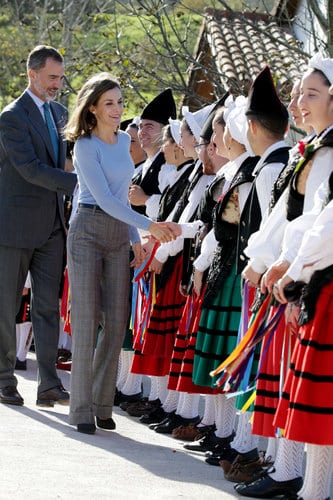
[297,140,306,156]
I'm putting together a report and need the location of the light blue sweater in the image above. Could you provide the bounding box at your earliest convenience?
[74,131,151,242]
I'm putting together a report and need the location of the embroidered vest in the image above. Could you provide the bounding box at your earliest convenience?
[203,155,259,306]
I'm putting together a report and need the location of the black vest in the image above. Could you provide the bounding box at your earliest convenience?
[203,155,259,306]
[237,147,290,273]
[157,161,194,222]
[170,162,203,222]
[181,174,227,291]
[286,130,333,221]
[157,163,204,291]
[131,151,166,215]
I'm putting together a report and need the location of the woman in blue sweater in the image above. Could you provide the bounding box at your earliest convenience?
[65,73,179,434]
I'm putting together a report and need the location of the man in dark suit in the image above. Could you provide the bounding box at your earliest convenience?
[0,45,77,407]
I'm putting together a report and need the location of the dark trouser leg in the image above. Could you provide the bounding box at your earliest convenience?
[30,223,65,393]
[0,246,30,388]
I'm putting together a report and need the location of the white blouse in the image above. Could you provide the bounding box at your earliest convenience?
[194,152,254,272]
[286,197,333,283]
[245,140,333,274]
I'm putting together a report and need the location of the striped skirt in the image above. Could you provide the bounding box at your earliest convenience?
[131,253,186,377]
[274,280,333,445]
[192,269,242,389]
[252,305,293,438]
[168,287,218,394]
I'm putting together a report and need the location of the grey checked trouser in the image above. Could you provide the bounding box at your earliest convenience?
[67,207,130,424]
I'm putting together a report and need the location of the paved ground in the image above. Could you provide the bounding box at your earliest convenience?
[0,353,250,500]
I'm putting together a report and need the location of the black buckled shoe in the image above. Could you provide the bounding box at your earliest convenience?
[140,407,167,425]
[184,431,234,453]
[234,473,303,498]
[149,411,175,430]
[115,391,143,407]
[154,414,200,434]
[205,447,238,466]
[125,398,160,416]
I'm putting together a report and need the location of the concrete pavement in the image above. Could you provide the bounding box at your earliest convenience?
[0,353,246,500]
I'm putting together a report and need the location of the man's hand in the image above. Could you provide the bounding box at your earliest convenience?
[149,257,163,274]
[129,184,149,206]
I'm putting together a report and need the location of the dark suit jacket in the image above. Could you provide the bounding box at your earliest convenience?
[0,91,77,249]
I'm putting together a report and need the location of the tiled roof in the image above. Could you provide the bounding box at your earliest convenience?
[189,8,308,102]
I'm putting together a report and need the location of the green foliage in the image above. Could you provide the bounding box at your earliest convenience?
[0,0,306,112]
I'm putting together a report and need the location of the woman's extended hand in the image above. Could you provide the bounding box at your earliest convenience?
[149,221,181,243]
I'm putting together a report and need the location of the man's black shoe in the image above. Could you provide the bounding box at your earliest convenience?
[0,386,24,406]
[36,385,69,407]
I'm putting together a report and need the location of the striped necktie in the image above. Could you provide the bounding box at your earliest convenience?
[43,102,59,166]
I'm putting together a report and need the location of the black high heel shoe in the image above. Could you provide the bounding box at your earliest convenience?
[77,423,96,434]
[96,417,116,430]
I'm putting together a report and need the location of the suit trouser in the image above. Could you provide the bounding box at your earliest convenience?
[0,220,65,392]
[67,207,130,424]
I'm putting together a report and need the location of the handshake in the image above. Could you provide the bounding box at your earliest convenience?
[148,221,181,243]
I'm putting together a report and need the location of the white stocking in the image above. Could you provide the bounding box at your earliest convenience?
[199,394,215,426]
[298,444,333,500]
[266,437,278,463]
[116,350,132,390]
[162,389,180,413]
[177,392,200,419]
[149,375,168,403]
[121,371,142,396]
[270,438,304,482]
[16,322,32,362]
[214,394,237,439]
[231,411,259,453]
[58,321,72,351]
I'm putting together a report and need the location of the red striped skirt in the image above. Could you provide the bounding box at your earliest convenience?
[168,287,218,394]
[274,280,333,445]
[130,253,186,376]
[252,304,295,438]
